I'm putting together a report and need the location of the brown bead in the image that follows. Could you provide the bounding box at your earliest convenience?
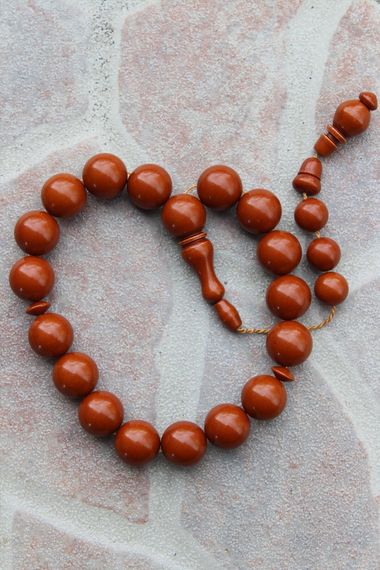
[272,366,295,382]
[82,153,127,199]
[266,320,313,366]
[241,375,287,420]
[115,420,160,466]
[204,404,250,449]
[161,421,206,466]
[292,158,322,196]
[294,198,329,232]
[257,231,302,275]
[197,165,242,211]
[161,194,206,238]
[266,275,311,320]
[236,189,281,234]
[26,300,51,315]
[180,235,224,303]
[79,391,124,437]
[28,313,73,357]
[14,211,60,255]
[314,271,349,305]
[307,237,341,271]
[127,164,172,210]
[53,352,98,398]
[41,173,87,217]
[9,256,55,301]
[214,299,242,331]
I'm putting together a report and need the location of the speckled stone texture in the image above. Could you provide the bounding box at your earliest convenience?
[1,1,379,569]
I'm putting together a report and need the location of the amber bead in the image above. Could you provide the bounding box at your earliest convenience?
[9,256,55,301]
[53,352,98,398]
[272,365,295,382]
[292,158,322,196]
[236,189,281,234]
[314,271,349,305]
[266,275,311,320]
[82,153,127,199]
[257,231,302,275]
[197,165,242,211]
[26,300,51,316]
[266,320,313,366]
[294,198,329,232]
[161,194,206,238]
[241,375,287,420]
[161,421,207,466]
[127,164,172,210]
[307,237,341,271]
[204,404,250,449]
[28,313,73,357]
[115,420,160,466]
[181,236,224,303]
[14,211,60,255]
[41,173,87,217]
[214,299,242,331]
[78,391,124,437]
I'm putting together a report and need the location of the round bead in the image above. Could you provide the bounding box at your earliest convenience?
[314,271,349,305]
[9,256,55,301]
[52,352,98,398]
[82,153,127,199]
[161,421,206,466]
[204,404,250,449]
[294,198,329,232]
[236,189,282,234]
[28,313,73,357]
[161,195,206,238]
[41,173,86,217]
[257,231,302,275]
[241,375,287,420]
[197,165,242,210]
[79,391,124,437]
[266,275,311,320]
[266,320,313,366]
[115,420,160,466]
[307,237,341,271]
[14,211,60,255]
[127,164,172,210]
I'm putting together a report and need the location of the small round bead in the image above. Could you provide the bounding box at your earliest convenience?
[307,237,341,271]
[115,420,160,466]
[204,404,250,449]
[82,153,127,199]
[241,375,287,420]
[197,165,242,211]
[41,173,87,217]
[257,231,302,275]
[161,421,206,466]
[53,352,98,398]
[294,198,329,232]
[9,256,55,301]
[266,275,311,320]
[79,391,124,437]
[161,195,206,238]
[266,320,313,366]
[14,211,60,255]
[28,313,73,357]
[314,271,349,305]
[127,164,172,210]
[236,189,282,234]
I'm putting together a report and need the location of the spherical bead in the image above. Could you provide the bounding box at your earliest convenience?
[52,352,98,398]
[127,164,172,210]
[266,320,313,366]
[204,404,250,449]
[236,189,282,234]
[161,195,206,238]
[28,313,73,358]
[294,198,329,232]
[9,256,55,301]
[307,237,341,271]
[241,375,287,420]
[79,391,124,437]
[115,420,160,466]
[266,275,311,320]
[161,421,207,466]
[257,231,302,275]
[314,271,349,305]
[14,211,60,255]
[41,173,86,217]
[82,153,127,199]
[197,165,242,211]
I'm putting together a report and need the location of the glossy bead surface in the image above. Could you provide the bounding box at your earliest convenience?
[214,299,242,331]
[127,164,172,210]
[272,366,295,382]
[79,391,124,437]
[204,404,250,449]
[14,211,60,255]
[197,165,242,210]
[266,320,313,366]
[236,189,281,234]
[257,231,302,275]
[41,173,86,217]
[266,275,311,320]
[28,313,73,357]
[241,375,287,420]
[26,300,51,315]
[161,195,206,238]
[314,271,349,305]
[115,420,160,466]
[294,198,329,232]
[9,256,55,301]
[181,236,224,303]
[292,157,322,195]
[53,352,98,398]
[307,237,341,271]
[82,153,127,199]
[161,421,206,466]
